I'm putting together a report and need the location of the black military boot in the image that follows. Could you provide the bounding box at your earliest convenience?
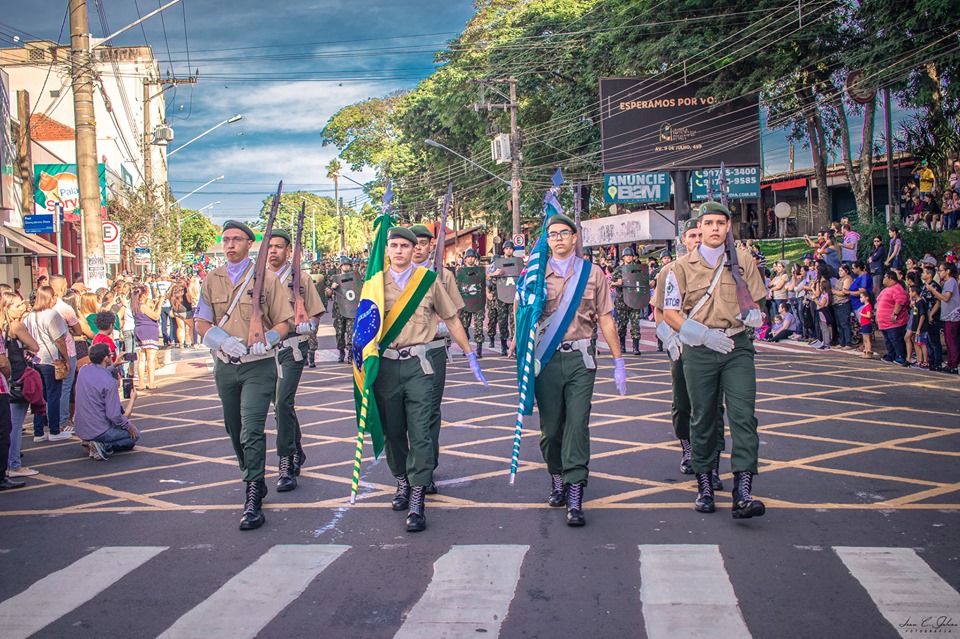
[476,342,483,359]
[277,456,297,492]
[425,480,438,495]
[547,473,566,507]
[293,443,306,476]
[391,475,411,511]
[711,449,724,491]
[337,349,345,363]
[566,483,586,526]
[731,471,766,519]
[619,335,626,352]
[405,485,427,532]
[632,340,640,355]
[501,340,508,356]
[694,472,715,513]
[679,439,693,474]
[307,351,316,368]
[239,480,266,530]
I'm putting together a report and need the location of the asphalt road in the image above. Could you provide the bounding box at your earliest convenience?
[2,319,958,639]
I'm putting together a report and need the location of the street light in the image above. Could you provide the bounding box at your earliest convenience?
[180,201,220,225]
[167,115,242,157]
[425,139,511,185]
[176,175,224,205]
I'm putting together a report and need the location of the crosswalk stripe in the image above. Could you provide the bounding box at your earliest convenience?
[157,544,348,639]
[0,546,167,639]
[834,546,960,638]
[394,544,529,638]
[639,545,752,639]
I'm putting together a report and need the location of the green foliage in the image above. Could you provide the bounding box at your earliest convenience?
[853,217,949,264]
[108,185,179,268]
[255,191,372,257]
[179,211,219,254]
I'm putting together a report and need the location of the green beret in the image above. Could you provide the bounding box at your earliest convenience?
[270,228,292,245]
[622,247,636,257]
[545,214,577,232]
[222,220,255,241]
[697,202,730,219]
[409,224,434,239]
[681,217,700,234]
[388,226,417,245]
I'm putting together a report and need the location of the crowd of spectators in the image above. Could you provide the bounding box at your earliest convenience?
[0,269,205,489]
[898,159,960,231]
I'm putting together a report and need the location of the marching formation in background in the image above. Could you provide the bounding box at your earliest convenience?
[192,168,767,532]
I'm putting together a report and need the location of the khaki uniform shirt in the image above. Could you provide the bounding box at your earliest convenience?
[663,247,767,330]
[541,259,613,341]
[200,264,294,346]
[277,266,326,319]
[653,261,677,310]
[384,267,459,349]
[414,261,465,310]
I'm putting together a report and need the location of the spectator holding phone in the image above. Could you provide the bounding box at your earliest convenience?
[74,343,138,461]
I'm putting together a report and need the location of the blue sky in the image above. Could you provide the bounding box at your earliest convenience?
[3,0,477,223]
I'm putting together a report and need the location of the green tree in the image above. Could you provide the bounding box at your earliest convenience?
[179,210,220,254]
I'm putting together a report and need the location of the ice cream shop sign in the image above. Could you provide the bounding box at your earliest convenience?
[34,164,108,222]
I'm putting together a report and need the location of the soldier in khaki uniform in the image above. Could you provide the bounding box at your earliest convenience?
[265,228,326,492]
[512,214,626,527]
[195,220,294,530]
[375,226,486,533]
[409,224,465,494]
[661,202,768,519]
[654,217,725,489]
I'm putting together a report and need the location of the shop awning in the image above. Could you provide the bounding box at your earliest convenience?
[0,224,76,258]
[768,177,808,192]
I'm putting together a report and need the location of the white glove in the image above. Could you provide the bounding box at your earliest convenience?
[203,326,248,359]
[296,319,317,335]
[250,330,281,356]
[738,308,764,328]
[656,321,682,362]
[678,320,734,354]
[221,336,248,359]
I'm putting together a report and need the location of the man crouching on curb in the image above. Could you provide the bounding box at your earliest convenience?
[75,343,139,460]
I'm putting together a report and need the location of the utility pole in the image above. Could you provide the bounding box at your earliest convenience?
[470,77,521,240]
[69,0,107,288]
[16,91,34,219]
[334,173,344,254]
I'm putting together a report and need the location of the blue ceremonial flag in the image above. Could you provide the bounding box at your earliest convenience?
[509,169,563,483]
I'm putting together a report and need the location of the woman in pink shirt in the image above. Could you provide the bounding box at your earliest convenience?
[876,270,909,364]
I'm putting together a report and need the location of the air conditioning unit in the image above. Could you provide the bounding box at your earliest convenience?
[152,125,174,145]
[490,133,512,164]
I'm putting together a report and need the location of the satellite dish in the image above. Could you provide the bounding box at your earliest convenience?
[774,202,791,219]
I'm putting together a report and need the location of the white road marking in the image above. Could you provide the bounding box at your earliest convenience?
[157,544,348,639]
[394,544,529,638]
[0,546,167,639]
[639,544,752,639]
[835,546,960,637]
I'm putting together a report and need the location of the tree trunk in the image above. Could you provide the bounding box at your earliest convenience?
[832,90,877,221]
[801,87,831,230]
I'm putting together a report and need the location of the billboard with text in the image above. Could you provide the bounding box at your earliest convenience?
[599,77,760,173]
[34,163,108,221]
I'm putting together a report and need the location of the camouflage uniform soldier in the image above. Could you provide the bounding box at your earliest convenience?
[306,269,328,368]
[612,247,643,355]
[486,242,520,356]
[456,248,487,358]
[326,257,359,363]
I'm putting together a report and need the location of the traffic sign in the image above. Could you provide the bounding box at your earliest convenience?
[24,214,54,234]
[103,221,121,264]
[135,233,150,248]
[134,247,151,254]
[512,233,525,247]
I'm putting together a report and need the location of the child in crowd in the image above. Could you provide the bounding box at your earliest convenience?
[859,291,874,358]
[92,310,118,364]
[909,285,929,369]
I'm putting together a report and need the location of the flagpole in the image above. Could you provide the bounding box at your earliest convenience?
[509,330,536,483]
[350,390,371,504]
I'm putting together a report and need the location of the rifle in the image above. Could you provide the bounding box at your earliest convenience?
[248,180,284,346]
[291,201,309,325]
[717,164,758,317]
[433,182,453,272]
[574,183,584,258]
